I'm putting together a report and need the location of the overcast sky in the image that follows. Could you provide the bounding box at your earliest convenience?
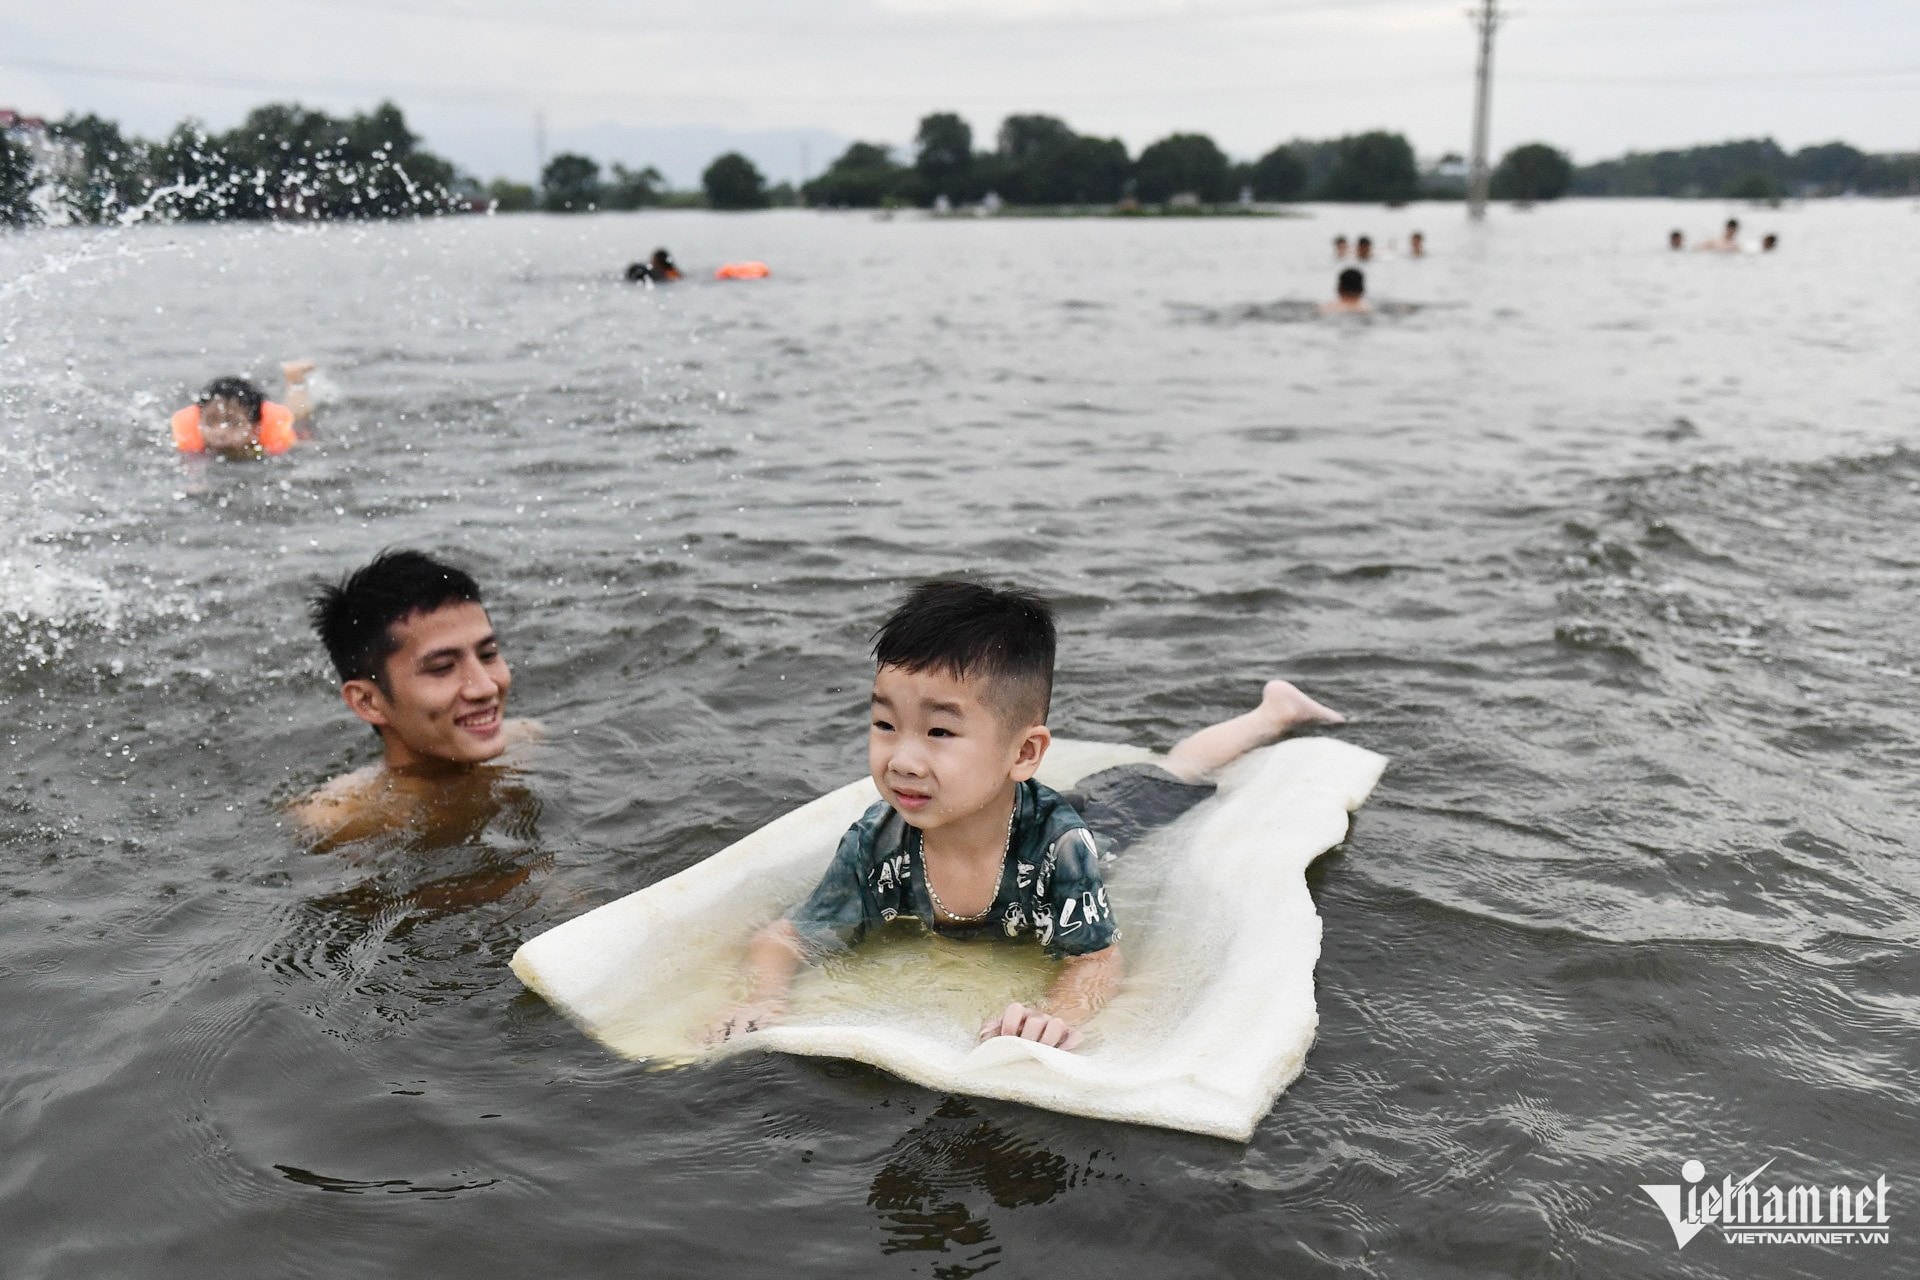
[5,0,1917,186]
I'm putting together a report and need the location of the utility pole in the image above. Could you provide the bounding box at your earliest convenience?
[534,111,548,183]
[1466,0,1503,221]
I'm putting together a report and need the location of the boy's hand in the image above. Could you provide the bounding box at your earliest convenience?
[979,1001,1083,1051]
[281,358,317,384]
[701,998,784,1048]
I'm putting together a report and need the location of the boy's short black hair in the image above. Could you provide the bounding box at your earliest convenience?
[198,376,265,424]
[309,549,485,685]
[1338,267,1365,297]
[872,580,1056,729]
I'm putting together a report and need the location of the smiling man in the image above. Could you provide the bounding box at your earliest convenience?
[293,549,535,844]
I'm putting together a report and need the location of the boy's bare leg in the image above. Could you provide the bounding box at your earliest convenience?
[1161,680,1345,782]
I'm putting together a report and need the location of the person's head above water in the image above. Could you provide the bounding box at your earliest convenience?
[1724,218,1739,238]
[1337,267,1365,300]
[1333,235,1350,258]
[309,549,511,771]
[872,580,1055,730]
[1669,229,1685,249]
[1355,236,1373,261]
[195,376,267,452]
[1762,233,1778,251]
[867,580,1057,830]
[1409,231,1425,256]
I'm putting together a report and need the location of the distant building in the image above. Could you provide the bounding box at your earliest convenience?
[1,108,84,184]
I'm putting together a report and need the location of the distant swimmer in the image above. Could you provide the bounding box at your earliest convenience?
[625,248,681,283]
[1409,231,1426,258]
[1321,267,1368,314]
[1697,218,1740,252]
[1355,235,1374,262]
[1333,234,1350,260]
[293,549,539,847]
[1669,229,1686,250]
[1762,233,1779,252]
[171,360,315,459]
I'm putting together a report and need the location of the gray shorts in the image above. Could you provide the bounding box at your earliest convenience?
[1059,763,1217,856]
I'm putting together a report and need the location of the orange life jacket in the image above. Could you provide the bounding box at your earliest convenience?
[714,261,770,280]
[171,401,299,456]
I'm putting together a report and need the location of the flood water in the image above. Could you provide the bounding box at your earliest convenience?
[3,200,1917,1278]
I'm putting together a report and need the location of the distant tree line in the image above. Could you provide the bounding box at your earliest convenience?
[794,112,1429,208]
[1,101,461,224]
[5,98,1915,228]
[1570,138,1917,200]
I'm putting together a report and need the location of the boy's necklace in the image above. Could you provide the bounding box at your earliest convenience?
[920,803,1017,925]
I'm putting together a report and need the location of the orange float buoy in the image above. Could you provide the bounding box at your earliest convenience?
[714,261,770,280]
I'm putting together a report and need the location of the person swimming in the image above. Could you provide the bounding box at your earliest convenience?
[1697,218,1740,252]
[1408,231,1425,258]
[1669,229,1686,250]
[1355,236,1374,263]
[625,248,681,283]
[171,361,315,459]
[1333,235,1350,261]
[1321,267,1367,314]
[1762,233,1779,252]
[292,549,540,847]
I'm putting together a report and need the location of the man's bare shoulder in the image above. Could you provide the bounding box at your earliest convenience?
[289,766,400,844]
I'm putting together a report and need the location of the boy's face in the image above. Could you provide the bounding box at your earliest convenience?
[342,602,511,771]
[868,664,1047,834]
[199,397,258,453]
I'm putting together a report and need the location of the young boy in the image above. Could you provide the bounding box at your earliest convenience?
[293,549,534,844]
[171,360,317,459]
[707,580,1343,1052]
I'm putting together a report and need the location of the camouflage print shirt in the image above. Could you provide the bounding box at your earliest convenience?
[787,779,1118,959]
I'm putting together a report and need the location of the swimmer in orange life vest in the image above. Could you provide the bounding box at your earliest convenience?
[625,248,681,283]
[172,360,316,458]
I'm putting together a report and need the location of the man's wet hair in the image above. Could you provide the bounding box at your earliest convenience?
[872,580,1056,729]
[310,549,486,686]
[198,376,265,424]
[1338,267,1365,298]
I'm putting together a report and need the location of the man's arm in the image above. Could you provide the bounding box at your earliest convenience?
[981,944,1123,1051]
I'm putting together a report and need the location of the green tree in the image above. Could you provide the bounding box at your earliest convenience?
[49,113,144,221]
[487,178,536,211]
[1320,131,1418,203]
[803,141,906,207]
[542,152,602,211]
[1250,144,1307,201]
[914,112,973,202]
[0,132,35,225]
[1133,132,1231,203]
[704,151,769,210]
[604,162,665,210]
[1490,142,1573,201]
[1722,171,1779,201]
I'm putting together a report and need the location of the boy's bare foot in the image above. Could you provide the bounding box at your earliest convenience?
[1258,679,1345,735]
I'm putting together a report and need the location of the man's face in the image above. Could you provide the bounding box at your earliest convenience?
[868,664,1040,835]
[199,397,258,453]
[347,602,511,770]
